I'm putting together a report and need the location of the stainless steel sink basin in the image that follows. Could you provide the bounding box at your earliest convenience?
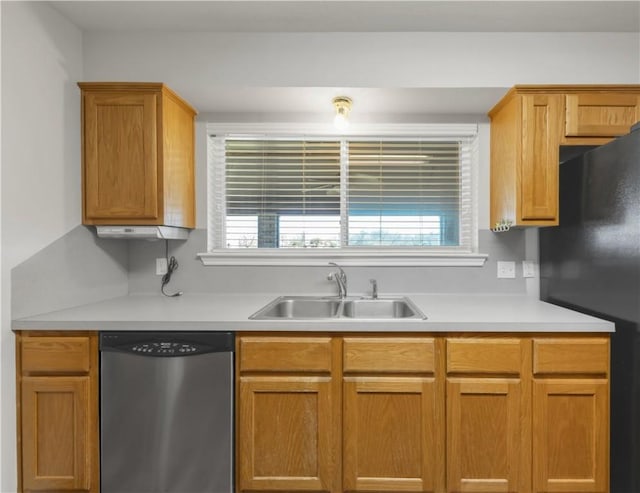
[249,297,342,319]
[342,298,423,319]
[249,296,426,320]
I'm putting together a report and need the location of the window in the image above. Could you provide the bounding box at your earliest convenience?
[204,124,484,266]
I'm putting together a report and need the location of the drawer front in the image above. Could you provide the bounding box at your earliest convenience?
[343,337,435,373]
[447,338,521,375]
[239,337,332,373]
[533,338,609,375]
[21,336,91,374]
[565,93,640,138]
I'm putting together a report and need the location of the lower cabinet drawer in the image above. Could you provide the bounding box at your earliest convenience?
[343,337,435,373]
[533,338,609,375]
[447,338,522,375]
[239,336,333,373]
[21,336,91,374]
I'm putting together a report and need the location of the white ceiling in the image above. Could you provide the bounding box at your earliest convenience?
[49,0,640,116]
[51,1,640,33]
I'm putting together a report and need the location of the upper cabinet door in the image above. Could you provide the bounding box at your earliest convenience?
[83,92,159,221]
[520,94,563,223]
[565,93,640,139]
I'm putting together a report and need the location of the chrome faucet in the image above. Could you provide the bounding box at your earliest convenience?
[370,279,378,299]
[327,262,348,299]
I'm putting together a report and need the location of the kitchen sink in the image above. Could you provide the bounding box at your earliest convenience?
[249,296,426,320]
[249,297,342,319]
[341,298,422,319]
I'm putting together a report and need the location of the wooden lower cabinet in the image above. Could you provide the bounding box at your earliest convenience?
[238,376,337,492]
[533,380,608,493]
[341,336,443,493]
[446,338,530,493]
[447,378,524,493]
[16,331,99,493]
[231,333,611,493]
[532,338,610,493]
[237,336,340,493]
[14,331,610,493]
[343,377,443,492]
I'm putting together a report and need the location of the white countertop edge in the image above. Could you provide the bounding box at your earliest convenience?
[11,320,614,333]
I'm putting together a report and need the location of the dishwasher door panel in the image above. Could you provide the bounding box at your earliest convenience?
[101,350,233,493]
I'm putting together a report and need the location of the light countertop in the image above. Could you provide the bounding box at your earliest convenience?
[12,292,615,333]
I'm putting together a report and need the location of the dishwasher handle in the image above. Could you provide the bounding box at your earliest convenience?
[100,331,234,357]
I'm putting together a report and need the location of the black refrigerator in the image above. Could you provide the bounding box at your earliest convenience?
[540,124,640,493]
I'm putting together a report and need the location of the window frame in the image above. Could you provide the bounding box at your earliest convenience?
[199,122,487,267]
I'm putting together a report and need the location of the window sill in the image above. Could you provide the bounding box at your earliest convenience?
[197,250,488,267]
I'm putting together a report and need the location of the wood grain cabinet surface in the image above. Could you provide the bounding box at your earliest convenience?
[342,337,444,493]
[16,332,99,493]
[236,333,610,493]
[532,338,610,493]
[489,85,640,228]
[78,82,196,228]
[236,336,341,493]
[446,338,530,493]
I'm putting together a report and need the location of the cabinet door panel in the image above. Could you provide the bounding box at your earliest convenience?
[343,377,443,493]
[565,94,640,138]
[520,94,562,222]
[447,378,523,493]
[21,376,91,491]
[238,376,335,492]
[533,380,608,493]
[84,92,158,220]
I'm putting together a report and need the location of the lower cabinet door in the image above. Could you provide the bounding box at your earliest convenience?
[343,377,443,493]
[21,376,91,492]
[533,380,608,493]
[238,376,336,492]
[447,378,526,493]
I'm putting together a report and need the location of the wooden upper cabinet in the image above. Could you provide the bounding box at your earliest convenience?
[489,90,562,227]
[16,332,99,493]
[78,82,196,228]
[564,93,640,140]
[489,85,640,228]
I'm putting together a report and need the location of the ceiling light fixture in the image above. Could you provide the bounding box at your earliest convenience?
[332,96,352,131]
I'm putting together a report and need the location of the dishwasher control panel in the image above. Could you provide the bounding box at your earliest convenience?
[131,342,199,355]
[100,332,235,357]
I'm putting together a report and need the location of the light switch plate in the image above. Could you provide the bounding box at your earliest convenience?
[522,260,537,278]
[497,261,516,278]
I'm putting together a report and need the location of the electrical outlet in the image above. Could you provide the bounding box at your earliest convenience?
[497,261,516,279]
[522,260,537,278]
[156,258,168,276]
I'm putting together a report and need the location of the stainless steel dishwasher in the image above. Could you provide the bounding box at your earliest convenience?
[100,331,234,493]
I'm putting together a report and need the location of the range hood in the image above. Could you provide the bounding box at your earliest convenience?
[96,226,190,240]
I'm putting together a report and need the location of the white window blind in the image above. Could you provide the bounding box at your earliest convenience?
[221,139,342,248]
[207,126,478,260]
[347,140,467,247]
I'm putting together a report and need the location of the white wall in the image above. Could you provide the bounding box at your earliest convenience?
[0,3,83,490]
[83,31,640,104]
